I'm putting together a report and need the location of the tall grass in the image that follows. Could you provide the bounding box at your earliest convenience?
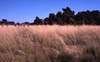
[0,25,100,62]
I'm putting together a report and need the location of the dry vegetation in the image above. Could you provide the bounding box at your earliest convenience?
[0,25,100,62]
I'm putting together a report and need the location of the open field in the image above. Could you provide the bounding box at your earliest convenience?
[0,25,100,62]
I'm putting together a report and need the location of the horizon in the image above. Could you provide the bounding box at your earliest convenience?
[0,0,100,23]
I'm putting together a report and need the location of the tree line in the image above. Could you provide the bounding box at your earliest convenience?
[0,7,100,26]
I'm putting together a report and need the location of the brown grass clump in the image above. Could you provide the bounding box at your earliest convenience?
[0,25,100,62]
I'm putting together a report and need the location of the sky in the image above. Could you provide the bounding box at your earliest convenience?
[0,0,100,23]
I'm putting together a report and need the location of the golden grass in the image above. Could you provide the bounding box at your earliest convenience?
[0,25,100,62]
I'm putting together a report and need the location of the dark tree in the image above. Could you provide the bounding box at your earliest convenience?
[0,6,100,25]
[34,16,43,25]
[2,19,7,23]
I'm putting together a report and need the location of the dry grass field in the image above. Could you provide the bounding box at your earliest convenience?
[0,25,100,62]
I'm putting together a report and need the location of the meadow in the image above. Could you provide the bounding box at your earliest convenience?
[0,25,100,62]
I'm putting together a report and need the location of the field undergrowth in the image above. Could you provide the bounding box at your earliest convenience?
[0,25,100,62]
